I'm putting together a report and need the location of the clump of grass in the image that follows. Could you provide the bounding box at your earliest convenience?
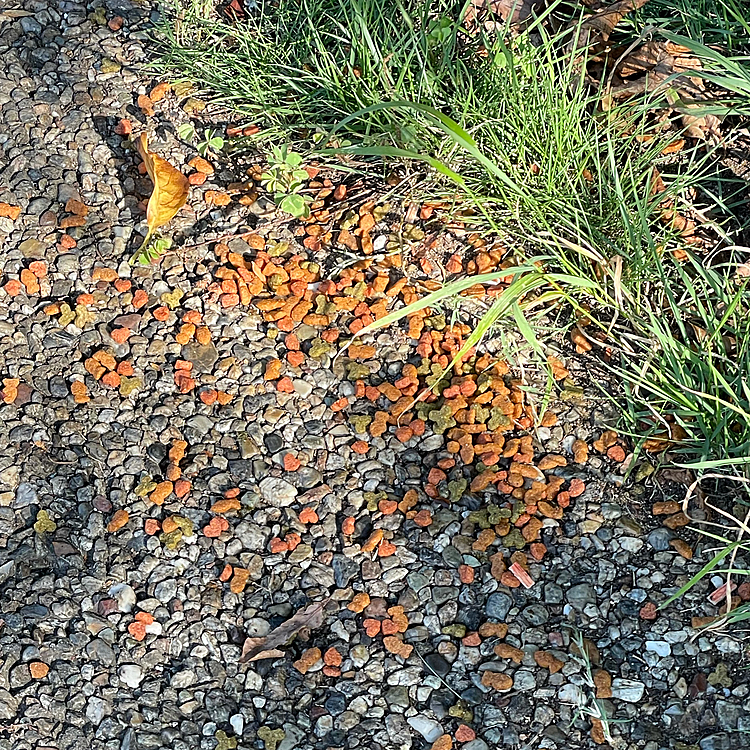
[159,0,478,140]
[630,0,750,53]
[616,251,750,470]
[161,0,705,305]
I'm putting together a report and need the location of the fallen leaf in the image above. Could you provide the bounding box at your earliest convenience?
[0,9,34,25]
[136,133,190,244]
[240,600,328,662]
[465,0,543,25]
[573,0,650,50]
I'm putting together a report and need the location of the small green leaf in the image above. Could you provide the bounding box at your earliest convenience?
[280,193,309,218]
[177,123,195,141]
[285,152,303,167]
[130,234,172,266]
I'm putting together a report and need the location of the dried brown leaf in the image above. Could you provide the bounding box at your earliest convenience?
[576,0,650,48]
[464,0,543,26]
[239,600,328,663]
[0,9,34,24]
[136,133,190,242]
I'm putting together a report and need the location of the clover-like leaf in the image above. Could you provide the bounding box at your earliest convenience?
[280,193,310,219]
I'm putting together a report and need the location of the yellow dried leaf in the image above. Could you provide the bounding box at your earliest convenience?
[136,133,190,241]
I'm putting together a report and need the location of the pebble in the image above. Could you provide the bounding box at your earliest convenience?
[513,670,537,690]
[85,639,115,666]
[86,697,107,725]
[109,582,137,612]
[154,579,178,602]
[645,641,671,657]
[485,592,512,620]
[699,735,733,750]
[119,664,144,688]
[424,653,451,677]
[259,477,298,506]
[566,582,596,609]
[407,715,444,743]
[332,555,360,587]
[611,678,646,703]
[648,528,672,551]
[13,482,37,508]
[522,604,549,625]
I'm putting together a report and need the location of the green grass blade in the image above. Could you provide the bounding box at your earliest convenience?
[659,542,740,609]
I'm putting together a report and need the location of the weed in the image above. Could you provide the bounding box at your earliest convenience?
[178,122,226,156]
[567,628,627,744]
[613,251,750,469]
[131,235,173,266]
[260,145,311,218]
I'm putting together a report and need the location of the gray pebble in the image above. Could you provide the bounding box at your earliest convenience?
[486,592,512,620]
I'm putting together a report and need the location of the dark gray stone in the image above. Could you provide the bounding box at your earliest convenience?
[486,592,512,620]
[332,555,359,587]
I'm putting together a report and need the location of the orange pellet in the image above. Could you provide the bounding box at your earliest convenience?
[110,327,130,344]
[132,289,148,308]
[269,537,288,554]
[277,377,295,393]
[199,389,218,405]
[330,397,349,412]
[174,479,192,498]
[299,507,319,524]
[283,453,301,471]
[284,532,302,551]
[287,350,305,367]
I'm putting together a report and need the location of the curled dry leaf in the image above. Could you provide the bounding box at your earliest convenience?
[574,0,650,49]
[0,9,34,24]
[465,0,543,26]
[136,133,190,243]
[240,600,328,662]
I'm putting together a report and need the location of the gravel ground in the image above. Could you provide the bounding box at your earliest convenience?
[1,3,749,750]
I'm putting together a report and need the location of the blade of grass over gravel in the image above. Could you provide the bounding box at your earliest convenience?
[337,268,528,357]
[611,251,750,471]
[659,542,741,609]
